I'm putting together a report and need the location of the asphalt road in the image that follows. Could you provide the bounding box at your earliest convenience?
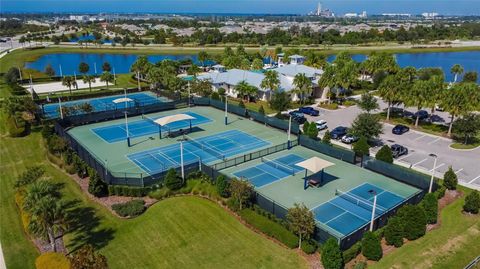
[298,99,480,190]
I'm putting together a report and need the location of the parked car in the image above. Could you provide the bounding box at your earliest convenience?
[414,110,429,120]
[331,126,348,139]
[289,110,303,118]
[299,106,320,116]
[315,120,328,130]
[392,124,410,135]
[293,115,306,124]
[403,110,414,119]
[341,134,359,144]
[391,144,408,158]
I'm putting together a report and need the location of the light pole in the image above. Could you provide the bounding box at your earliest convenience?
[369,189,377,232]
[429,153,438,193]
[124,88,130,147]
[180,140,185,180]
[287,115,292,149]
[224,95,228,125]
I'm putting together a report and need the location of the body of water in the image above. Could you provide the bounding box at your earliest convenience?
[25,51,480,82]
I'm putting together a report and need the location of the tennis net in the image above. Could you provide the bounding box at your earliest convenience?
[261,157,296,176]
[335,189,386,213]
[185,135,225,161]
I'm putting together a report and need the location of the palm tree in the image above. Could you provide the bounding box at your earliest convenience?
[404,79,433,127]
[130,56,149,91]
[293,73,312,104]
[318,64,337,103]
[62,76,74,95]
[235,81,258,102]
[23,181,67,252]
[260,70,280,100]
[450,64,464,83]
[251,58,264,70]
[443,83,480,136]
[427,75,445,119]
[100,72,114,89]
[197,51,209,67]
[82,75,96,92]
[378,75,402,121]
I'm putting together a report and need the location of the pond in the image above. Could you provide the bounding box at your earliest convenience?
[25,50,480,82]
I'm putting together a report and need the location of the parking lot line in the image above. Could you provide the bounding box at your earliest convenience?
[455,168,464,174]
[414,135,427,141]
[431,163,445,172]
[397,154,411,161]
[427,137,441,145]
[468,175,480,184]
[413,158,428,167]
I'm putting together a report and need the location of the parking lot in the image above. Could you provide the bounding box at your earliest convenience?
[296,101,480,190]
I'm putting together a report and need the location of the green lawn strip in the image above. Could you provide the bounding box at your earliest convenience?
[227,98,277,114]
[371,186,480,269]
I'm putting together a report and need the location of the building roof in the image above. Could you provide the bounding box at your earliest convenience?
[288,54,305,59]
[273,64,323,78]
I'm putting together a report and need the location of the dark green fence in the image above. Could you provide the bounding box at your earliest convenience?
[298,135,356,164]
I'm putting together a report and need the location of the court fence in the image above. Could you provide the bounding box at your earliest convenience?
[54,120,199,187]
[298,135,356,164]
[362,156,438,192]
[192,97,300,135]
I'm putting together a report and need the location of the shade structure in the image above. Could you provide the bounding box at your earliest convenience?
[112,97,134,103]
[296,157,335,190]
[295,156,334,174]
[153,114,196,126]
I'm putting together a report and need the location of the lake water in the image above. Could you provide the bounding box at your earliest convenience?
[25,51,480,82]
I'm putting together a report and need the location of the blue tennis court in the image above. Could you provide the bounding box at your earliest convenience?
[312,183,405,236]
[233,154,305,188]
[42,92,167,119]
[92,112,211,143]
[128,130,270,174]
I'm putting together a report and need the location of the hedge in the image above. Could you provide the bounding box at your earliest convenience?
[108,185,153,197]
[112,199,146,217]
[301,239,318,254]
[35,252,70,269]
[7,115,27,137]
[342,242,361,263]
[239,208,298,249]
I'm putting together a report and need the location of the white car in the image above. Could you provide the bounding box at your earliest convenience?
[315,120,328,130]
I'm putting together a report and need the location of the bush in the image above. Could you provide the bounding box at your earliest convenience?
[14,166,45,188]
[463,190,480,214]
[41,124,55,139]
[397,204,427,240]
[353,137,370,157]
[435,185,446,199]
[301,239,318,254]
[164,168,183,190]
[307,122,319,139]
[375,145,393,163]
[216,175,230,198]
[111,199,145,217]
[303,121,310,134]
[321,238,344,269]
[108,185,151,197]
[322,130,332,145]
[342,242,361,263]
[258,105,265,115]
[7,116,27,137]
[361,231,382,261]
[88,170,108,197]
[443,167,458,190]
[420,193,438,224]
[384,216,404,247]
[35,252,71,269]
[239,208,298,248]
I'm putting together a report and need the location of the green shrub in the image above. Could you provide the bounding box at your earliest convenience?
[164,168,183,190]
[216,175,229,198]
[352,261,367,269]
[443,167,458,190]
[384,216,404,247]
[239,208,298,248]
[463,190,480,214]
[7,115,27,137]
[303,121,310,134]
[420,193,438,224]
[321,238,344,269]
[361,231,382,261]
[301,239,318,254]
[435,185,446,199]
[14,166,45,188]
[41,124,55,139]
[397,204,427,240]
[322,130,332,145]
[35,252,70,269]
[353,137,370,157]
[342,242,361,263]
[375,145,393,163]
[88,170,108,197]
[111,199,145,217]
[307,122,319,139]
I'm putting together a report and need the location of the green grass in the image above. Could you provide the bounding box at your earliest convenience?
[450,141,480,150]
[227,98,277,114]
[372,186,480,269]
[379,112,449,136]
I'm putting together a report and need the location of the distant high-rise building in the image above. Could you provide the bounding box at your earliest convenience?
[422,12,439,19]
[360,11,367,18]
[310,2,334,17]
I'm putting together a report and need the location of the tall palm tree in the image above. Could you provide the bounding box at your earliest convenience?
[293,73,312,104]
[197,51,209,67]
[378,75,401,121]
[251,58,264,70]
[404,79,433,127]
[318,64,337,103]
[82,74,96,92]
[100,72,114,89]
[62,76,74,95]
[236,81,258,102]
[426,75,446,119]
[450,64,464,83]
[443,83,480,136]
[23,181,67,252]
[260,70,280,100]
[130,56,149,91]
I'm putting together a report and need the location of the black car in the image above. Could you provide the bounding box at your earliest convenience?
[294,116,307,124]
[414,110,429,120]
[289,110,303,118]
[392,124,410,135]
[331,126,348,139]
[299,106,320,116]
[391,144,408,158]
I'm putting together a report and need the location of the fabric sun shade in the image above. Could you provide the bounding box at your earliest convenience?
[153,114,196,126]
[295,156,335,173]
[112,97,134,103]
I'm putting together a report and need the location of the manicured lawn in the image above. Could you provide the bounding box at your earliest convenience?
[372,187,480,269]
[0,96,307,268]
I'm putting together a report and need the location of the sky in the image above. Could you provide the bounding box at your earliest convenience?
[1,0,480,15]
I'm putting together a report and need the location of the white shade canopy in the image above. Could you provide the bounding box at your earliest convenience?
[295,157,335,174]
[112,97,134,104]
[153,114,196,126]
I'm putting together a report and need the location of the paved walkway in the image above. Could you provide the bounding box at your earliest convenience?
[0,242,6,269]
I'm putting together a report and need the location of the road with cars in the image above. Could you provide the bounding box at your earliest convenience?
[290,99,480,190]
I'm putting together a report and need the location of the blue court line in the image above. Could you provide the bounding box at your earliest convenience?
[92,111,212,143]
